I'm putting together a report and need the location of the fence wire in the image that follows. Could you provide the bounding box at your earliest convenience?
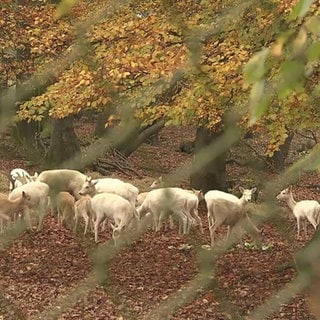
[0,0,320,319]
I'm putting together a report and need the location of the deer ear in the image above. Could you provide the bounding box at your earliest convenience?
[251,187,257,193]
[239,186,244,193]
[159,176,163,182]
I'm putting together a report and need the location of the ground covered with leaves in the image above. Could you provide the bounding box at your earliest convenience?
[0,126,319,320]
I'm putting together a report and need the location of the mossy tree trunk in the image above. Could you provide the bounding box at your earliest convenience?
[46,116,80,168]
[190,127,227,193]
[13,115,40,145]
[267,132,294,172]
[116,120,165,157]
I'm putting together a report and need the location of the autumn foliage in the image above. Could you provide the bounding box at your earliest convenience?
[1,0,320,157]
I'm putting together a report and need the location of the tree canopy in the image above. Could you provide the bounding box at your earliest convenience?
[1,0,319,158]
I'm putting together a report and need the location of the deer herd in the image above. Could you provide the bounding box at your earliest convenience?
[1,169,319,246]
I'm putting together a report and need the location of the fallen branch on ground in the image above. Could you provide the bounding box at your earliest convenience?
[93,148,142,178]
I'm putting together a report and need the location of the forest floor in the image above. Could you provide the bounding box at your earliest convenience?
[0,124,319,320]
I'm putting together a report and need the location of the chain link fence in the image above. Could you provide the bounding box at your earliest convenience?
[1,0,320,319]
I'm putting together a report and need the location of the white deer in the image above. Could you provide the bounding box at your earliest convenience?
[276,185,320,238]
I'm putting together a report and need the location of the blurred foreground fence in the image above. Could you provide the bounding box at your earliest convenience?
[1,0,320,319]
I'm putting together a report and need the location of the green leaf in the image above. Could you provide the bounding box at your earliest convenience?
[281,60,304,82]
[249,80,270,125]
[278,60,305,99]
[305,16,320,35]
[250,80,265,105]
[307,41,320,60]
[292,28,307,55]
[243,48,269,86]
[290,0,315,19]
[302,145,320,171]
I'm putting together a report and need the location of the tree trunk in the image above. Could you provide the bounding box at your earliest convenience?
[46,117,80,168]
[268,132,294,172]
[116,120,165,157]
[13,120,38,146]
[190,127,227,193]
[11,120,47,163]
